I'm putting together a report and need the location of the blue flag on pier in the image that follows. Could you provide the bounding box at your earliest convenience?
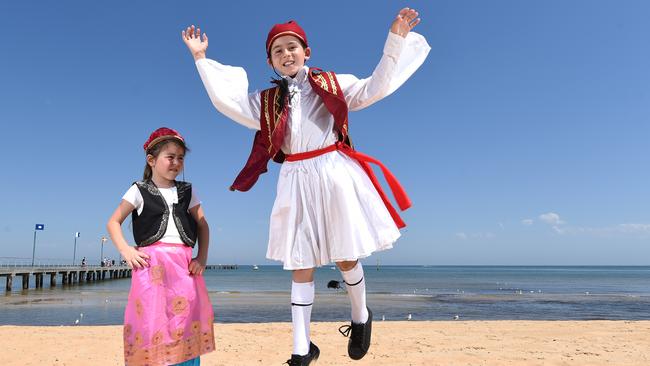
[35,224,45,230]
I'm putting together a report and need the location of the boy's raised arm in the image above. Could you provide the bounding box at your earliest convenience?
[338,7,430,111]
[182,24,261,130]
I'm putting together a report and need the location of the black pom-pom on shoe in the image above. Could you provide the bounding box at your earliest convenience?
[327,280,342,289]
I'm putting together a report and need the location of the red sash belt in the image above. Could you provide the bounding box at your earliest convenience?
[285,142,411,228]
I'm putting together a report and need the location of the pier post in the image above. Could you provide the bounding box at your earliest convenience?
[6,275,13,291]
[61,272,68,284]
[50,272,56,287]
[35,273,42,288]
[21,274,29,289]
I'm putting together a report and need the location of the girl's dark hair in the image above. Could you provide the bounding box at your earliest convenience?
[143,139,189,181]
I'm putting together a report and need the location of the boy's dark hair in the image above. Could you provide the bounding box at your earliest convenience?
[143,140,189,181]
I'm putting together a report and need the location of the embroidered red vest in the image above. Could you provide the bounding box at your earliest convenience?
[230,68,351,191]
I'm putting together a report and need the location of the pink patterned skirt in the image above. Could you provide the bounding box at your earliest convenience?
[123,242,215,366]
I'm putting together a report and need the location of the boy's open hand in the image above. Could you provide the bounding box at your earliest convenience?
[182,25,208,61]
[391,8,421,38]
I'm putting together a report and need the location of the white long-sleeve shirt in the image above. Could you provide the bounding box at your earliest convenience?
[195,32,431,155]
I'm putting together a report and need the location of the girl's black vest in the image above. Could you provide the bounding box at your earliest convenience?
[131,180,197,247]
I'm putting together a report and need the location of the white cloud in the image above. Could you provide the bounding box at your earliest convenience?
[455,232,494,240]
[521,219,533,226]
[539,212,564,226]
[617,223,650,233]
[542,223,650,237]
[552,226,565,234]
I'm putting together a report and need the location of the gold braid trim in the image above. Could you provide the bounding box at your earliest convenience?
[325,72,338,95]
[263,90,273,153]
[269,89,283,154]
[315,74,329,92]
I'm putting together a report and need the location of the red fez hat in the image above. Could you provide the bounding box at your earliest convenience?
[266,20,308,56]
[143,127,185,152]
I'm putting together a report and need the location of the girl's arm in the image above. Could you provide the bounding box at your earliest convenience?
[182,25,261,130]
[106,200,150,269]
[188,204,209,276]
[337,7,431,111]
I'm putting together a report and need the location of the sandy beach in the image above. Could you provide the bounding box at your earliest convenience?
[1,321,648,365]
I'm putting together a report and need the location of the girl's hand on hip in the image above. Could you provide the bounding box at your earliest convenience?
[189,257,206,276]
[120,246,150,269]
[182,25,209,61]
[390,7,421,38]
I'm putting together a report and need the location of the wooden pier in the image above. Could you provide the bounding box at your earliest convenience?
[0,263,239,292]
[0,266,132,292]
[206,264,239,270]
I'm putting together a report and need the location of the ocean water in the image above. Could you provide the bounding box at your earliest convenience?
[1,265,649,325]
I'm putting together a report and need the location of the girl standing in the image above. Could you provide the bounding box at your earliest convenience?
[107,127,215,366]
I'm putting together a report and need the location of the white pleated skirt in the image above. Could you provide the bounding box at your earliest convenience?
[266,150,401,270]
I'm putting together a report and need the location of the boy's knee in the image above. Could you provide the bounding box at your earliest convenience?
[336,260,358,272]
[292,268,315,282]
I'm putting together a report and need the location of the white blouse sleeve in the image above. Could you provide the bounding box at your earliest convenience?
[189,186,201,210]
[337,32,431,112]
[122,184,144,215]
[195,58,262,130]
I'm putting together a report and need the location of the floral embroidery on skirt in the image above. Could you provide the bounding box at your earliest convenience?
[123,242,215,366]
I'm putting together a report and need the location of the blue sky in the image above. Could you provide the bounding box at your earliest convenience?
[1,1,648,265]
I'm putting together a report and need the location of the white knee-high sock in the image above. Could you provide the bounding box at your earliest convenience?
[340,262,369,323]
[291,281,314,355]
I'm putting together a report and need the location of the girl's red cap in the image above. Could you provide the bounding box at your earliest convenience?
[143,127,184,151]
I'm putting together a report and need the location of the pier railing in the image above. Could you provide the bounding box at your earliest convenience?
[0,257,113,268]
